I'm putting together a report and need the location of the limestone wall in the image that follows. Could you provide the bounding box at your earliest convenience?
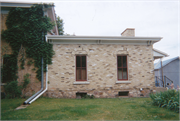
[1,14,12,57]
[17,49,45,97]
[1,14,7,31]
[1,14,44,97]
[46,44,155,98]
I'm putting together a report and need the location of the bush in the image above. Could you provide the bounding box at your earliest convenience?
[150,90,179,113]
[4,81,22,98]
[82,94,95,99]
[22,73,30,89]
[3,73,30,99]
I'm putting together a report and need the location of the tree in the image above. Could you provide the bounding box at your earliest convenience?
[56,16,64,35]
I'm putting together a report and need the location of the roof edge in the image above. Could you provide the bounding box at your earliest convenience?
[154,56,180,70]
[46,35,162,42]
[153,48,169,57]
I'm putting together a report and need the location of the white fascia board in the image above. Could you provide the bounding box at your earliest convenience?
[46,35,162,44]
[1,2,33,14]
[47,35,162,41]
[1,2,33,8]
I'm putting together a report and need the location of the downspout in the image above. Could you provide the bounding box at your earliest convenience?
[161,57,164,87]
[28,36,49,104]
[23,5,45,105]
[24,36,49,105]
[147,40,152,46]
[23,49,44,104]
[29,65,48,104]
[24,34,44,105]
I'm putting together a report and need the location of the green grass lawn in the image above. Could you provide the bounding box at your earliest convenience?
[1,97,179,120]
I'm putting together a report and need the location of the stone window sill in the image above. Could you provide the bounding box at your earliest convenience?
[116,81,131,84]
[73,81,90,85]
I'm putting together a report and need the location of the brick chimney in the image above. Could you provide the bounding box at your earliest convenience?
[121,28,135,37]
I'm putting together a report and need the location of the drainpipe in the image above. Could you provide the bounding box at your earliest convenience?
[23,35,44,105]
[23,38,44,104]
[28,36,49,104]
[23,5,45,104]
[28,65,48,104]
[161,58,164,87]
[23,84,44,104]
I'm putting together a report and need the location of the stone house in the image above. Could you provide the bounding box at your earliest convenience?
[1,2,58,97]
[1,2,168,103]
[45,28,166,98]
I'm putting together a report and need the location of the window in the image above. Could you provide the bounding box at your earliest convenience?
[76,55,87,81]
[118,91,129,96]
[2,54,14,83]
[117,55,128,80]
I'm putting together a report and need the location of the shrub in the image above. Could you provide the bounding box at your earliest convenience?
[4,81,22,98]
[3,73,30,99]
[22,73,30,89]
[82,94,95,99]
[150,90,179,113]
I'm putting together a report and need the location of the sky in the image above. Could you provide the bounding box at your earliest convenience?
[2,0,180,61]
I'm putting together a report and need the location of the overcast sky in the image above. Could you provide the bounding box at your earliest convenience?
[3,0,180,61]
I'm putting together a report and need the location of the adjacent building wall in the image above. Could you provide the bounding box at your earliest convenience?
[154,58,180,89]
[46,44,155,98]
[1,14,12,56]
[1,4,57,97]
[1,10,45,97]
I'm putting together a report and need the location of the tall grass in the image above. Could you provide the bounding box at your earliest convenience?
[150,90,179,113]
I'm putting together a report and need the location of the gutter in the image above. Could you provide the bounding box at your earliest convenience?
[46,35,162,41]
[46,36,162,44]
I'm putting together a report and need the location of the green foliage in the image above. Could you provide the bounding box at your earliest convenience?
[4,73,30,99]
[22,73,30,89]
[32,68,36,71]
[82,94,95,99]
[1,4,55,81]
[27,60,34,66]
[1,54,18,83]
[20,57,25,69]
[150,90,179,113]
[56,16,64,35]
[1,45,9,55]
[4,81,22,98]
